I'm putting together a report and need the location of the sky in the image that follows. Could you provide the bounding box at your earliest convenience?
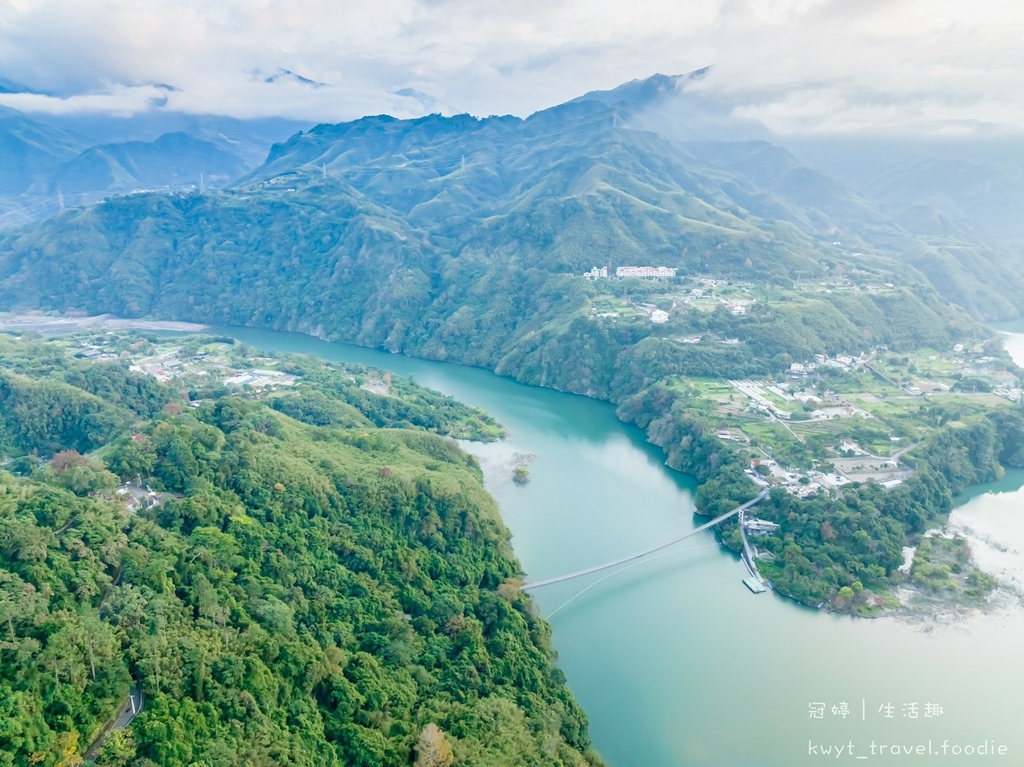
[0,0,1023,134]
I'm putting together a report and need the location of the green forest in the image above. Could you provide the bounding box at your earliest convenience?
[0,97,994,394]
[0,100,1021,617]
[617,381,1024,608]
[0,195,1015,610]
[0,334,601,767]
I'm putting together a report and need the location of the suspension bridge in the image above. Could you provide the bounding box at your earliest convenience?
[522,488,770,618]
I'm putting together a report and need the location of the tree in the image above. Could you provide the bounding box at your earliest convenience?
[835,586,855,607]
[414,724,454,767]
[0,341,604,767]
[95,729,137,767]
[53,731,84,767]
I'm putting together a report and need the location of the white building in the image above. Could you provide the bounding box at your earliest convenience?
[651,309,670,324]
[745,518,780,534]
[584,266,608,279]
[838,439,868,456]
[616,266,678,279]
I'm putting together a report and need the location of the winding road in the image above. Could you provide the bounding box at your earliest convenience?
[83,686,144,762]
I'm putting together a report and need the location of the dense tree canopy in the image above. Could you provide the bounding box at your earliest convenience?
[0,336,601,767]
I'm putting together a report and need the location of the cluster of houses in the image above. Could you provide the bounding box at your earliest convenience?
[681,281,752,315]
[74,342,118,362]
[582,265,679,280]
[789,354,859,376]
[115,481,163,512]
[224,369,298,389]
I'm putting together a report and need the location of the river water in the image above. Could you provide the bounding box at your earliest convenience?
[211,325,1024,767]
[949,323,1024,603]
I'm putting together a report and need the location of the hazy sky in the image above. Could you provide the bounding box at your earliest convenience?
[1,0,1022,133]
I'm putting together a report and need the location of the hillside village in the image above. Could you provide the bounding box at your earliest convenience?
[68,332,391,404]
[697,340,1018,498]
[578,270,1022,501]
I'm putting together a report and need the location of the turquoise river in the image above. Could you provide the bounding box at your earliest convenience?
[209,324,1024,767]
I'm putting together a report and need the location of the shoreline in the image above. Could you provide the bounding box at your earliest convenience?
[5,312,1022,618]
[0,312,209,333]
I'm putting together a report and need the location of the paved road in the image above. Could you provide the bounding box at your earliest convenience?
[83,687,144,762]
[113,688,144,729]
[737,508,760,580]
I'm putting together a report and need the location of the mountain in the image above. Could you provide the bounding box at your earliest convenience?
[0,77,41,94]
[0,72,1019,620]
[243,102,837,281]
[3,70,1022,319]
[0,72,1016,370]
[678,139,1024,318]
[0,107,309,228]
[49,131,250,197]
[566,72,1024,318]
[766,134,1024,317]
[0,89,980,399]
[0,106,85,195]
[39,112,310,168]
[859,156,1024,242]
[0,98,884,344]
[678,140,891,237]
[264,67,329,88]
[572,69,770,143]
[572,69,709,110]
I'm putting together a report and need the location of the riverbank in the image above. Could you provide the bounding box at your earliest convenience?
[0,312,209,333]
[10,313,1021,615]
[25,318,1024,767]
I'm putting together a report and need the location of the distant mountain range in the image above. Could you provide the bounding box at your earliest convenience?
[0,69,1022,326]
[0,104,308,227]
[49,132,248,196]
[577,72,1024,319]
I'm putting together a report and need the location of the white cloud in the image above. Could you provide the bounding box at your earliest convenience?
[0,83,173,115]
[0,0,1020,132]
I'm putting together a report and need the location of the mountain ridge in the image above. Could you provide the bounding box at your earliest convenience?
[0,73,1020,623]
[0,71,1022,324]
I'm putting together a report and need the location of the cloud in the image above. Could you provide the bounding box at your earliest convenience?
[0,83,173,116]
[0,0,1020,133]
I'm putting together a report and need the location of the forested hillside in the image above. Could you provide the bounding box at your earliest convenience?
[0,334,599,767]
[0,78,1021,615]
[0,123,985,394]
[617,383,1022,608]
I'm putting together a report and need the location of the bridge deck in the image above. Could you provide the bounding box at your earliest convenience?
[523,488,769,590]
